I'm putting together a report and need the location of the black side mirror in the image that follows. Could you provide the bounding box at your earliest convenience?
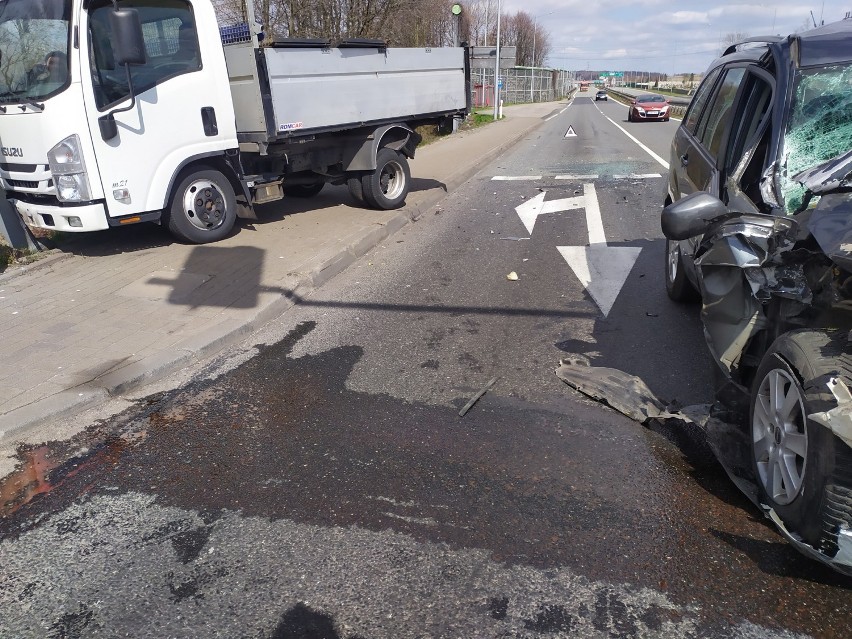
[109,9,146,66]
[98,113,118,140]
[661,192,730,240]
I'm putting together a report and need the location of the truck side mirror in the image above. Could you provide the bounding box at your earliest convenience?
[109,9,146,66]
[99,113,118,141]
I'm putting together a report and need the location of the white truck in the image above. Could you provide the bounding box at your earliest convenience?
[0,0,470,243]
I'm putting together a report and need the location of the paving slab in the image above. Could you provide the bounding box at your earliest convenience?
[0,100,566,441]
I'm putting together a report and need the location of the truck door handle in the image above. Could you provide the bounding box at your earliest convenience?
[680,153,689,167]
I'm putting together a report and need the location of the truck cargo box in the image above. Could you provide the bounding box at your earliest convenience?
[224,42,468,142]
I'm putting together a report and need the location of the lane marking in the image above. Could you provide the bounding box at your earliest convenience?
[593,103,670,169]
[552,183,642,317]
[544,104,572,121]
[564,125,577,137]
[515,192,585,235]
[583,183,606,246]
[492,174,661,181]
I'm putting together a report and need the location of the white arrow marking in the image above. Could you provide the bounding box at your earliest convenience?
[557,183,642,317]
[514,191,584,235]
[564,125,577,138]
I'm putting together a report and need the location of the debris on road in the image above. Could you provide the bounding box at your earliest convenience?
[554,356,852,576]
[506,271,519,281]
[458,377,499,417]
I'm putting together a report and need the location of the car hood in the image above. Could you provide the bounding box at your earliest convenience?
[635,101,667,108]
[793,148,852,196]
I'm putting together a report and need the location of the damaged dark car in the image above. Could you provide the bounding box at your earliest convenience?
[662,20,852,574]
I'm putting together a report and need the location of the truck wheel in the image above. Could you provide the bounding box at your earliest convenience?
[665,239,699,302]
[347,176,365,205]
[167,168,237,244]
[362,148,410,210]
[750,329,852,555]
[284,183,324,198]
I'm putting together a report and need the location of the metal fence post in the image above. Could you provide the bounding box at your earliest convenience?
[0,190,40,251]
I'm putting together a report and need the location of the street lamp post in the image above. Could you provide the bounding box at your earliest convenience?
[493,0,502,120]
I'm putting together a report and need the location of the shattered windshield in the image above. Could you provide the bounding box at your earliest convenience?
[782,64,852,212]
[0,0,70,102]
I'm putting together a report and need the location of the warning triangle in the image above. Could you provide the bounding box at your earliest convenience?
[564,126,577,138]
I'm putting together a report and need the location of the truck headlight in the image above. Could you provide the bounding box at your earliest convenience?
[48,134,91,202]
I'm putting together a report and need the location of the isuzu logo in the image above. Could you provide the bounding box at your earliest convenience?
[1,146,23,157]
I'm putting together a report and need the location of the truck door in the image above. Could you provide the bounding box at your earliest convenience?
[83,0,236,221]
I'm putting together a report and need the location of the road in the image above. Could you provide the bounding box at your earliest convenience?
[1,92,850,638]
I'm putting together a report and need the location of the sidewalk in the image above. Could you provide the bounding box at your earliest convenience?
[0,101,563,441]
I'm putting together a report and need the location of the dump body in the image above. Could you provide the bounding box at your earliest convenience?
[226,43,468,141]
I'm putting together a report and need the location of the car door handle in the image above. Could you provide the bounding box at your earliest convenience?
[680,154,689,167]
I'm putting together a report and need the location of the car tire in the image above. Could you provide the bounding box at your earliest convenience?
[664,116,670,122]
[664,239,699,302]
[283,182,324,198]
[361,147,410,210]
[166,166,237,244]
[750,329,852,556]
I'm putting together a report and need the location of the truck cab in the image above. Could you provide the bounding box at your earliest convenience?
[0,0,239,240]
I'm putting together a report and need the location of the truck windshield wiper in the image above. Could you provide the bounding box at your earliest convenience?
[17,100,44,112]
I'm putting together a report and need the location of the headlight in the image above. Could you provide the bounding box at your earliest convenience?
[661,105,670,113]
[48,134,91,202]
[636,107,646,114]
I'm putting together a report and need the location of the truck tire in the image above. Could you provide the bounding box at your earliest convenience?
[283,183,324,198]
[749,329,852,556]
[166,168,237,244]
[362,148,410,210]
[347,176,365,205]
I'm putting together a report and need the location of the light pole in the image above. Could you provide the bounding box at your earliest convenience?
[493,0,502,120]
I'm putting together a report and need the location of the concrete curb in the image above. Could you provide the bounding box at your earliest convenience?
[0,250,73,285]
[0,113,548,440]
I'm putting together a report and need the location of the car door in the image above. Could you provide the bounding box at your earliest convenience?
[670,66,721,201]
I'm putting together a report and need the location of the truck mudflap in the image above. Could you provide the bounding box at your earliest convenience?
[12,199,109,232]
[554,357,852,576]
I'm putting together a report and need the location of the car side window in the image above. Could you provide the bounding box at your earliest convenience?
[683,68,721,133]
[725,73,774,209]
[727,73,772,172]
[697,67,746,158]
[88,0,201,110]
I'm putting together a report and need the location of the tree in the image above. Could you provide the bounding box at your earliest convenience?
[720,31,749,54]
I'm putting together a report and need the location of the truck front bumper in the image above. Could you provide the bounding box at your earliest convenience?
[12,199,109,232]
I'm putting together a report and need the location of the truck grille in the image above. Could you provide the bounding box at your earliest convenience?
[7,179,38,188]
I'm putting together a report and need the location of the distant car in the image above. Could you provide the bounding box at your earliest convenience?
[595,90,607,101]
[627,94,670,121]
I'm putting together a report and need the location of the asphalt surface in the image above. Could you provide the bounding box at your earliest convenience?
[1,93,851,638]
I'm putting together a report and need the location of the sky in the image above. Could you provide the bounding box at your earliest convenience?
[498,0,848,74]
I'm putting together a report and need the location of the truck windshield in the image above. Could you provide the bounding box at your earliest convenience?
[782,63,852,212]
[0,0,70,103]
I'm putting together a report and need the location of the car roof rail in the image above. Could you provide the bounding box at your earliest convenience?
[723,36,784,56]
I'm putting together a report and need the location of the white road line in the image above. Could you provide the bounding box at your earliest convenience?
[555,174,600,180]
[612,173,662,179]
[594,103,670,169]
[491,176,543,181]
[583,183,607,246]
[545,104,572,121]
